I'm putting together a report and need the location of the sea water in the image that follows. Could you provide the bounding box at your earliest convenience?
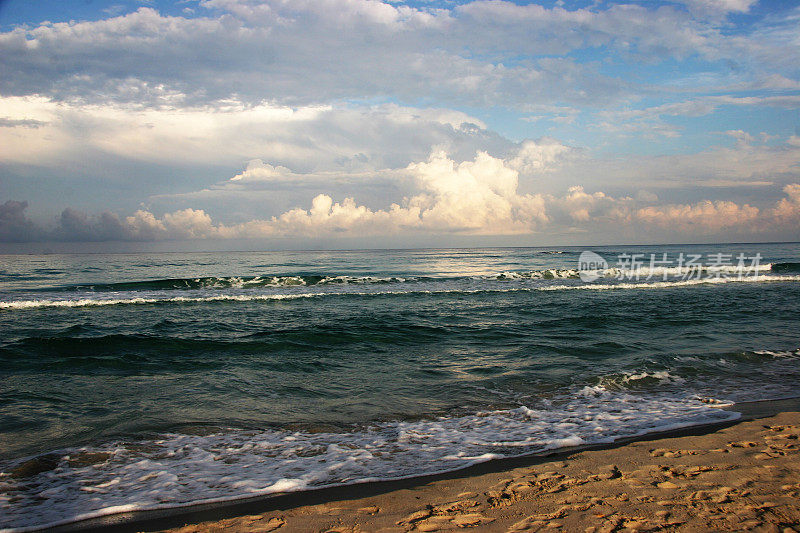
[1,244,799,530]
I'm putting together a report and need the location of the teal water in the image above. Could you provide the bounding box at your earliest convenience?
[1,244,800,530]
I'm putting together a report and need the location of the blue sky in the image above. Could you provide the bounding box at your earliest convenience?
[0,0,799,249]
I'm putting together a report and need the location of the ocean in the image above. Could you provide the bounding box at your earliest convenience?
[1,244,799,530]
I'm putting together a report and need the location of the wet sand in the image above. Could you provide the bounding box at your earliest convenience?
[146,410,800,533]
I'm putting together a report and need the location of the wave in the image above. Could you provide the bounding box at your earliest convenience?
[770,261,800,273]
[752,349,800,359]
[513,262,776,281]
[597,370,686,391]
[4,344,797,530]
[3,273,800,310]
[0,325,453,371]
[21,262,783,293]
[41,274,416,292]
[538,274,800,291]
[0,293,317,310]
[0,388,738,532]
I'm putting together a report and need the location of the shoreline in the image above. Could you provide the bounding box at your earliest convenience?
[38,396,800,533]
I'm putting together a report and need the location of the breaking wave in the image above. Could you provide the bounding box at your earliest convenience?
[0,386,738,532]
[19,262,780,294]
[770,262,800,273]
[39,274,416,292]
[3,273,800,310]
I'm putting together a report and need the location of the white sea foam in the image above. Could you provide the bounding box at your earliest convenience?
[0,389,738,532]
[183,264,774,286]
[2,273,799,310]
[254,275,408,286]
[598,370,685,390]
[0,293,318,309]
[753,349,800,358]
[538,274,800,291]
[241,263,776,284]
[500,263,774,281]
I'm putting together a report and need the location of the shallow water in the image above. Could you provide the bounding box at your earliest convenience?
[1,244,799,530]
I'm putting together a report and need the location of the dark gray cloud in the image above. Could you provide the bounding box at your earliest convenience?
[0,202,147,243]
[0,200,43,242]
[50,208,131,242]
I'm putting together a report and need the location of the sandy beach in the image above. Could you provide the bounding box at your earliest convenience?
[146,411,800,533]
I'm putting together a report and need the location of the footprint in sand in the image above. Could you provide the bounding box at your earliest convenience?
[507,516,547,532]
[248,517,286,532]
[485,489,517,507]
[431,500,480,513]
[755,450,785,459]
[728,441,760,448]
[507,506,572,532]
[396,499,491,531]
[660,464,715,479]
[689,487,734,503]
[765,425,800,432]
[649,448,701,458]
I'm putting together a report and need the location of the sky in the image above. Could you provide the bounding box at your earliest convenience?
[0,0,799,251]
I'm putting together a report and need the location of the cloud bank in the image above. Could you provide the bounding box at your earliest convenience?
[4,148,800,243]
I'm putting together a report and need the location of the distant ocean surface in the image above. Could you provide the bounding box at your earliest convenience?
[2,244,800,530]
